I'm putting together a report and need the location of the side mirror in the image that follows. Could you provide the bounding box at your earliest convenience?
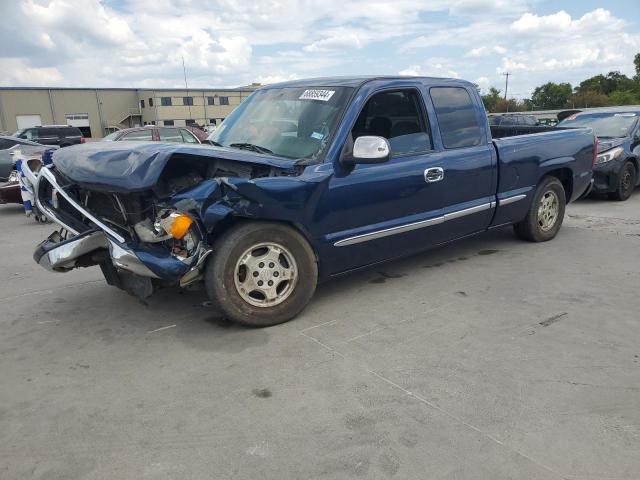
[352,136,391,164]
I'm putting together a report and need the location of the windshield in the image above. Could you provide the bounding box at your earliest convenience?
[558,112,638,138]
[102,131,120,141]
[207,86,353,160]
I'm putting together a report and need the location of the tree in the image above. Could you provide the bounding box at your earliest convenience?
[609,90,640,106]
[531,82,572,109]
[481,87,502,112]
[635,53,640,76]
[575,71,634,96]
[570,91,611,108]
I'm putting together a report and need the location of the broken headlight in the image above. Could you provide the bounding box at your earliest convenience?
[134,209,201,262]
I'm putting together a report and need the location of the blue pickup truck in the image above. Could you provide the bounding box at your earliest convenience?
[32,76,595,326]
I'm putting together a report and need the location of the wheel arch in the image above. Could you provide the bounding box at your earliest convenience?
[625,155,640,186]
[208,215,320,264]
[542,167,573,201]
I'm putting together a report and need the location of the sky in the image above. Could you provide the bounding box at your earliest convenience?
[0,0,639,99]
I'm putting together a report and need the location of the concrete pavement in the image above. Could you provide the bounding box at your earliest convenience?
[1,195,639,479]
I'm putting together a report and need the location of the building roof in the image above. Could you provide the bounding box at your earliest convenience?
[0,86,255,92]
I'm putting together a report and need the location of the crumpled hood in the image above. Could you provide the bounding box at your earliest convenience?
[597,137,626,154]
[52,141,297,192]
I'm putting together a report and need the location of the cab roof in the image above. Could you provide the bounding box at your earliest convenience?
[260,76,475,90]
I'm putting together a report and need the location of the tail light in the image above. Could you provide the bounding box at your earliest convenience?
[80,137,86,144]
[592,136,598,166]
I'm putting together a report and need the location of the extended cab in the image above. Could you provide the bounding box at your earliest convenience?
[32,77,595,326]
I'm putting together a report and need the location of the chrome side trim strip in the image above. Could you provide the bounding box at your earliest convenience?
[334,216,445,247]
[334,201,496,247]
[443,202,492,222]
[39,168,126,243]
[498,194,526,206]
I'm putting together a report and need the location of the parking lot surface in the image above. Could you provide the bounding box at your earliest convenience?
[1,195,639,480]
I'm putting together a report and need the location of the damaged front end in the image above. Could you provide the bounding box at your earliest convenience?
[32,143,302,299]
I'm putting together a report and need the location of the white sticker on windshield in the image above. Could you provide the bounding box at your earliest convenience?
[299,89,335,102]
[614,113,637,117]
[310,131,324,140]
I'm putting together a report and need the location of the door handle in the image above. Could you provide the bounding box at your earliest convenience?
[424,167,444,183]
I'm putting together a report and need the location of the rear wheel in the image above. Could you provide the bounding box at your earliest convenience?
[514,176,566,242]
[205,222,317,327]
[608,161,636,201]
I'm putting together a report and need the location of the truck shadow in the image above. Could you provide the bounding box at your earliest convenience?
[311,227,518,304]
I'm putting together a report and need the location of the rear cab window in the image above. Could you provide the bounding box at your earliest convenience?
[352,89,432,155]
[430,87,483,149]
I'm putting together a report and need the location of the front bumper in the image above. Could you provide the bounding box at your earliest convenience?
[34,228,161,278]
[32,166,191,282]
[592,158,625,193]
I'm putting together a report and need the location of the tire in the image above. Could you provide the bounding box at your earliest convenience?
[205,222,318,327]
[514,176,566,242]
[608,161,636,201]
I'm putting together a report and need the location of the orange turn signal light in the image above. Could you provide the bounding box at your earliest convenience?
[167,214,193,239]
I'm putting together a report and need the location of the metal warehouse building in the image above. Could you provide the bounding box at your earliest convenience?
[0,85,259,139]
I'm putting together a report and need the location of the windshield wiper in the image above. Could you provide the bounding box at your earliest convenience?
[229,143,273,155]
[207,140,223,146]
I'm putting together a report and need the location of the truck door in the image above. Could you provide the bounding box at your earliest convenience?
[427,86,497,240]
[320,88,447,274]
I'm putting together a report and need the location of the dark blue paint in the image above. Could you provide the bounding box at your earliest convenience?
[53,76,595,283]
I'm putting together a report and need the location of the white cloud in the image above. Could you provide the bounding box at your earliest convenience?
[475,76,490,89]
[0,1,639,99]
[399,60,459,79]
[0,58,64,86]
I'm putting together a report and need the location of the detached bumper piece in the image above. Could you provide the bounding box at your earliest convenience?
[34,229,108,272]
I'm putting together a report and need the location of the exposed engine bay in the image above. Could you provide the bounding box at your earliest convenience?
[32,145,303,299]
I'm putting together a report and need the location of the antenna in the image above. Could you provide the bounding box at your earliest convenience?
[182,56,192,120]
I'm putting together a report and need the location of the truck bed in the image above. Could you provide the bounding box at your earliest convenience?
[490,125,559,138]
[489,127,594,227]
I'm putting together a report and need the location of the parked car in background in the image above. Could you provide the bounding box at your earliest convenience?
[488,113,540,126]
[557,107,640,201]
[102,125,207,143]
[1,135,45,180]
[32,76,594,327]
[14,125,85,147]
[0,138,57,206]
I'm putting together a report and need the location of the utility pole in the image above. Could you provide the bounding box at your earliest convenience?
[502,72,510,100]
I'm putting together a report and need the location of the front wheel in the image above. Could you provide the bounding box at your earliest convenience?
[205,222,318,327]
[608,161,636,201]
[514,176,566,242]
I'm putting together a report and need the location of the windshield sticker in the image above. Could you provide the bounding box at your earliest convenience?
[299,89,335,102]
[614,113,637,117]
[310,131,324,140]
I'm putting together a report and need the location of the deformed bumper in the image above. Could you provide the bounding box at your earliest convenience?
[34,229,108,272]
[34,228,162,278]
